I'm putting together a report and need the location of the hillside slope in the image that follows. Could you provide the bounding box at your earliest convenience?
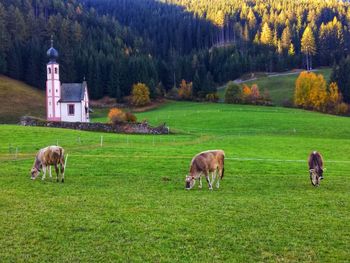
[219,68,332,105]
[0,76,45,123]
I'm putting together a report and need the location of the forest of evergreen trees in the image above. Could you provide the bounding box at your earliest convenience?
[0,0,349,100]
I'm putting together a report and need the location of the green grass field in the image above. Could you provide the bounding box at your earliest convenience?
[218,68,332,105]
[0,76,45,123]
[1,101,349,262]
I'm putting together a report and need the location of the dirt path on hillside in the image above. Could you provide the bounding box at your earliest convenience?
[217,69,319,90]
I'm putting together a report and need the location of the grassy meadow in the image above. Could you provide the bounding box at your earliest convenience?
[0,76,45,123]
[0,101,349,262]
[218,68,332,105]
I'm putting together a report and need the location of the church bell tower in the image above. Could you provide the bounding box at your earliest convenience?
[46,36,61,121]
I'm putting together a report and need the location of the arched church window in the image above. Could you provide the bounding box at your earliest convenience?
[48,68,51,74]
[55,68,58,74]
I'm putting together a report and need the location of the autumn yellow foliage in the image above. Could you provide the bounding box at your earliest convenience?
[295,72,346,114]
[178,79,193,100]
[131,83,151,106]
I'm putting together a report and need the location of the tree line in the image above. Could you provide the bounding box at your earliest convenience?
[0,0,349,100]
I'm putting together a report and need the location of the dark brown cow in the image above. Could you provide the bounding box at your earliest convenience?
[185,150,225,190]
[308,151,324,186]
[31,146,65,182]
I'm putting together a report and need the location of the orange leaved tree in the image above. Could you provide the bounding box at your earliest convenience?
[108,108,126,124]
[178,79,193,100]
[242,84,252,103]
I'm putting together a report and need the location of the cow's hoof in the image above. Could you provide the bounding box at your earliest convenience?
[61,179,64,183]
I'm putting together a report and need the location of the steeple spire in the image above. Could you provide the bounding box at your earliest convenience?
[47,35,59,62]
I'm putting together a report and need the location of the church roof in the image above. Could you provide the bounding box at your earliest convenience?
[60,82,87,102]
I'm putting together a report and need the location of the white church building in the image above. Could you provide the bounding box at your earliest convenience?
[46,40,90,123]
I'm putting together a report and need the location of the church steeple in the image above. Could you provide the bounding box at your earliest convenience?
[47,35,59,63]
[46,36,61,121]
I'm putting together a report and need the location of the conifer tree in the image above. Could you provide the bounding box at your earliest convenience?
[301,26,316,71]
[260,23,273,46]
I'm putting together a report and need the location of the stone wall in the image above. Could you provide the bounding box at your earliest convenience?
[20,116,169,135]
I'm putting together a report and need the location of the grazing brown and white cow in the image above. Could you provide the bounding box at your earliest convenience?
[31,146,65,182]
[308,151,325,187]
[185,150,225,190]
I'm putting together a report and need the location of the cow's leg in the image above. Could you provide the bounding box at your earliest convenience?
[61,170,64,183]
[60,159,65,183]
[49,166,52,180]
[211,172,216,185]
[42,165,47,180]
[204,171,212,190]
[198,176,202,189]
[54,164,59,182]
[216,169,221,188]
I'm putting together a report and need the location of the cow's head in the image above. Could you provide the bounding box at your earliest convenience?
[309,168,320,186]
[185,175,195,190]
[30,167,40,180]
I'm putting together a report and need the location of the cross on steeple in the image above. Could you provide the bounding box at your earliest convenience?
[51,35,54,48]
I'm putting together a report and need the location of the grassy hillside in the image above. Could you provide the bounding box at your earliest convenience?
[1,101,349,262]
[219,68,332,105]
[0,76,45,123]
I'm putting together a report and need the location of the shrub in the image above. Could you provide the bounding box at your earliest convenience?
[166,86,179,99]
[224,81,242,104]
[155,82,165,98]
[242,84,252,103]
[108,108,126,124]
[131,83,151,106]
[263,89,271,101]
[178,80,193,100]
[125,112,137,123]
[250,84,260,102]
[206,93,219,102]
[335,103,349,115]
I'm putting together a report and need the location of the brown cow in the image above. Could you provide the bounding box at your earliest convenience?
[308,151,324,186]
[185,150,225,190]
[31,146,65,182]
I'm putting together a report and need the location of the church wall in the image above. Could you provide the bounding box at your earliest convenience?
[61,102,82,122]
[46,63,61,121]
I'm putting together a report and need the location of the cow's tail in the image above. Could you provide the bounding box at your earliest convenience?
[221,153,225,179]
[59,148,65,174]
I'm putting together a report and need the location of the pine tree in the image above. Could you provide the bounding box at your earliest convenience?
[301,26,316,71]
[260,22,273,46]
[0,3,8,73]
[288,43,295,56]
[281,26,292,50]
